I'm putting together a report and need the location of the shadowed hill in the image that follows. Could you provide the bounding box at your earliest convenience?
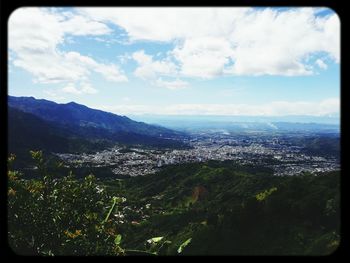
[8,96,186,139]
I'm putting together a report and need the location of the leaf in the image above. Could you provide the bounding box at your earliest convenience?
[177,238,192,254]
[147,236,164,244]
[114,234,122,246]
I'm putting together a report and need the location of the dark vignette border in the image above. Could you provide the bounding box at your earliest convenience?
[0,0,347,261]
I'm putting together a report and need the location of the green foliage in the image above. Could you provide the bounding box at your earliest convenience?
[8,153,123,255]
[177,238,192,254]
[255,187,278,201]
[116,161,340,255]
[147,236,164,243]
[114,235,122,246]
[143,236,172,255]
[8,154,340,255]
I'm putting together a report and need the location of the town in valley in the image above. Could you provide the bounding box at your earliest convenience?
[55,131,340,177]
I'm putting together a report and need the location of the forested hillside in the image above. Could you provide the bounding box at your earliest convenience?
[8,152,340,255]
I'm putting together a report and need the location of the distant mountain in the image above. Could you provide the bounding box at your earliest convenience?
[8,96,183,139]
[8,96,189,165]
[129,115,340,134]
[129,114,340,125]
[8,107,114,166]
[8,107,74,154]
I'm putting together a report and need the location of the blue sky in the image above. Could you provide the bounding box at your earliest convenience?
[8,7,340,117]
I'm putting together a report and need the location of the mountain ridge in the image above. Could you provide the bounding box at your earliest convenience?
[8,96,185,138]
[8,96,189,167]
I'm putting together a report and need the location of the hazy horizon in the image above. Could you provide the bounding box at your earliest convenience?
[8,95,340,126]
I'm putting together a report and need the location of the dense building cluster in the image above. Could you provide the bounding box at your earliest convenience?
[56,133,340,177]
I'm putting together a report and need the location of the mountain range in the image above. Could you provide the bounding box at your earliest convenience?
[8,96,184,138]
[8,96,188,165]
[130,115,340,134]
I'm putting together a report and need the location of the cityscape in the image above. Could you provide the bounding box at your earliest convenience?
[56,132,340,177]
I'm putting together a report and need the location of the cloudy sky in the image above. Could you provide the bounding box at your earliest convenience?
[8,7,340,117]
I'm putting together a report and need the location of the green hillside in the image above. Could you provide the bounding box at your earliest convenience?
[8,153,340,256]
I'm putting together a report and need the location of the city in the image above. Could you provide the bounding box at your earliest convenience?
[55,132,340,177]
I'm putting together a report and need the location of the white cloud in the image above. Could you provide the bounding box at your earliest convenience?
[8,7,127,88]
[62,82,98,95]
[173,37,234,78]
[94,63,128,82]
[9,6,340,101]
[60,15,112,36]
[94,98,339,116]
[62,83,81,94]
[77,8,246,42]
[43,89,67,101]
[122,97,131,102]
[77,8,188,42]
[132,50,177,79]
[9,8,64,54]
[315,59,328,70]
[80,7,339,77]
[117,53,133,64]
[99,104,154,115]
[318,98,340,114]
[154,78,189,90]
[225,8,339,76]
[80,83,98,94]
[131,50,187,88]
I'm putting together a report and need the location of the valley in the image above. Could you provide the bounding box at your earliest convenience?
[7,96,341,256]
[55,132,340,177]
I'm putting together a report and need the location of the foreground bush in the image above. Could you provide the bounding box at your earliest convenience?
[8,151,124,255]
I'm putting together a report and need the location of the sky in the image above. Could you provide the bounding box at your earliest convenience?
[8,7,340,117]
